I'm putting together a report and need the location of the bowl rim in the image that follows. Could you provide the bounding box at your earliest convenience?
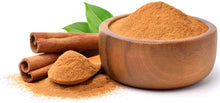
[99,14,217,44]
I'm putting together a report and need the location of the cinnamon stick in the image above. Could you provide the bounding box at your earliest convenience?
[20,64,53,82]
[30,32,99,53]
[19,53,60,82]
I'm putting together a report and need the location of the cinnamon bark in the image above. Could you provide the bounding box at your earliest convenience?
[19,54,60,82]
[88,55,101,69]
[20,64,53,82]
[30,32,99,53]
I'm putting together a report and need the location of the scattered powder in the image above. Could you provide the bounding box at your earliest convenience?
[6,73,119,99]
[4,50,119,99]
[110,1,208,40]
[48,50,101,85]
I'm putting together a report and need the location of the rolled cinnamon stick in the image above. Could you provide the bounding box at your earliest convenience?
[19,53,60,73]
[30,32,99,53]
[20,64,53,82]
[19,53,60,82]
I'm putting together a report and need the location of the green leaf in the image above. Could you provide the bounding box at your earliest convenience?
[84,2,113,33]
[62,22,90,33]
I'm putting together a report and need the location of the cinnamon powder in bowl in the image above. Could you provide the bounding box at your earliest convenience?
[109,1,208,40]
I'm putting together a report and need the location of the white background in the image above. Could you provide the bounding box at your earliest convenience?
[0,0,219,103]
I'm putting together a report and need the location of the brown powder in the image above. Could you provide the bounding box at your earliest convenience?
[7,73,119,99]
[5,50,119,99]
[109,1,208,40]
[48,50,101,85]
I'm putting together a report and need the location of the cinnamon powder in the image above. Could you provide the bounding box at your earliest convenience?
[7,50,119,99]
[7,73,119,99]
[110,1,208,40]
[48,50,101,85]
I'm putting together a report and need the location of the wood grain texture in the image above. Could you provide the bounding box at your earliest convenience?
[99,14,217,89]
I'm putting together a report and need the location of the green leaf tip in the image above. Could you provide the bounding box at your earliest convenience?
[62,2,113,33]
[85,2,113,33]
[63,22,90,33]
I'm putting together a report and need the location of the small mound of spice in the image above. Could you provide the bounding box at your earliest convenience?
[110,1,208,40]
[48,50,101,85]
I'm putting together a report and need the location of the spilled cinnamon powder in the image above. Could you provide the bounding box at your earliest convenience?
[110,1,208,40]
[7,73,119,99]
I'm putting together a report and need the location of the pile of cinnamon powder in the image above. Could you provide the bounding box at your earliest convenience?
[8,73,119,99]
[110,1,208,40]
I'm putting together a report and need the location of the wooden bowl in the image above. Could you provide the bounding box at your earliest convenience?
[99,14,217,89]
